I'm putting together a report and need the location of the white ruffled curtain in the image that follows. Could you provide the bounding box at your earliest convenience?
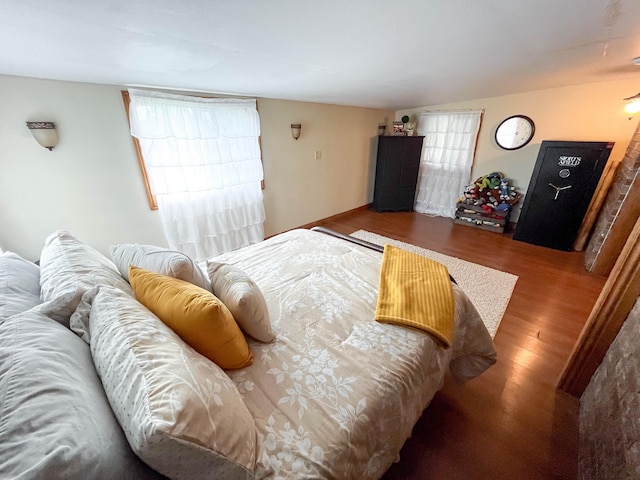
[128,89,265,261]
[414,110,482,218]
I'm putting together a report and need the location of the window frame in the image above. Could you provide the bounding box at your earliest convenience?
[121,90,158,210]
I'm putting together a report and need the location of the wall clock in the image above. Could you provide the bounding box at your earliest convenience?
[495,115,535,150]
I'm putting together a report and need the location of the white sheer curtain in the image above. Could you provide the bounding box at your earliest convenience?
[414,110,483,218]
[128,89,265,261]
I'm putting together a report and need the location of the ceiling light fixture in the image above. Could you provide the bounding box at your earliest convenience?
[26,121,59,150]
[291,123,301,140]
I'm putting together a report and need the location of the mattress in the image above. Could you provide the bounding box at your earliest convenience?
[210,228,496,479]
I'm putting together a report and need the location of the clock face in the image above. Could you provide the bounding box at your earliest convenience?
[495,115,535,150]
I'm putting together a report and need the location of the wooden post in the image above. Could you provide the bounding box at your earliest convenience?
[559,214,640,396]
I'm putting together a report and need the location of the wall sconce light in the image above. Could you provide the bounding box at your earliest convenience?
[291,123,301,140]
[26,121,59,150]
[623,92,640,119]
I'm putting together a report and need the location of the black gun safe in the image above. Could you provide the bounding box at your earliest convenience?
[513,140,613,251]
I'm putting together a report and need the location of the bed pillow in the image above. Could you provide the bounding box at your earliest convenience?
[207,262,275,343]
[129,266,252,369]
[38,230,132,328]
[0,252,41,322]
[89,286,264,480]
[109,243,211,291]
[0,308,162,479]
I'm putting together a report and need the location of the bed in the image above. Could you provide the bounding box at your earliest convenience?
[0,227,496,480]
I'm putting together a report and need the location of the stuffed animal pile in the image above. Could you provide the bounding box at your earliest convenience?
[458,171,522,216]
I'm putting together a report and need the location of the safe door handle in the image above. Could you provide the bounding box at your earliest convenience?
[548,183,572,200]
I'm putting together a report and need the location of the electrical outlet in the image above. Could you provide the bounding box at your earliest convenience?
[314,150,322,160]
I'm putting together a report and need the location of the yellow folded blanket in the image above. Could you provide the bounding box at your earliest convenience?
[375,244,454,348]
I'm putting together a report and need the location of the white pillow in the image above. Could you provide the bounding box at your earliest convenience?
[110,243,211,291]
[89,286,269,480]
[38,230,132,328]
[0,252,41,322]
[207,262,275,343]
[0,308,161,479]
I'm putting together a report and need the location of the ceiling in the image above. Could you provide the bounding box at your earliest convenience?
[2,0,640,110]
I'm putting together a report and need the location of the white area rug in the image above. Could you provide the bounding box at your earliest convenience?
[351,230,518,338]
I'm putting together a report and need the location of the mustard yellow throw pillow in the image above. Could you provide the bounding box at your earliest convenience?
[128,266,252,369]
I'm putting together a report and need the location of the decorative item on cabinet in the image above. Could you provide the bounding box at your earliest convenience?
[373,135,424,212]
[398,115,416,136]
[392,121,404,136]
[405,122,416,136]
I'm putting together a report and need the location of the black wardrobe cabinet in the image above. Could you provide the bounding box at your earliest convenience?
[373,135,425,212]
[513,140,613,251]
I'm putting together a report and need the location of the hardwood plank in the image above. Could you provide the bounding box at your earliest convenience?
[305,207,606,480]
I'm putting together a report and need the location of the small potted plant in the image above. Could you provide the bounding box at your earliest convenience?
[402,115,416,136]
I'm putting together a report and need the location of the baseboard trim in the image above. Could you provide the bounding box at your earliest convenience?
[296,204,371,230]
[266,204,372,239]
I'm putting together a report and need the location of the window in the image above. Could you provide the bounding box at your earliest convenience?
[124,89,265,260]
[414,110,483,218]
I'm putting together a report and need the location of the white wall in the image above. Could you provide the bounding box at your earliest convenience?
[0,75,165,261]
[0,74,392,260]
[5,73,632,260]
[258,98,392,235]
[397,78,640,220]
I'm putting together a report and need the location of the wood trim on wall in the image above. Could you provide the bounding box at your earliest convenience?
[558,214,640,397]
[573,159,619,251]
[296,204,372,230]
[267,204,372,238]
[589,179,640,275]
[121,90,158,210]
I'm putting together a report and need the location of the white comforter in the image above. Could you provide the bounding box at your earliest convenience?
[211,229,497,479]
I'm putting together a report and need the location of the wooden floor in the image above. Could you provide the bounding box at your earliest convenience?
[308,208,607,480]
